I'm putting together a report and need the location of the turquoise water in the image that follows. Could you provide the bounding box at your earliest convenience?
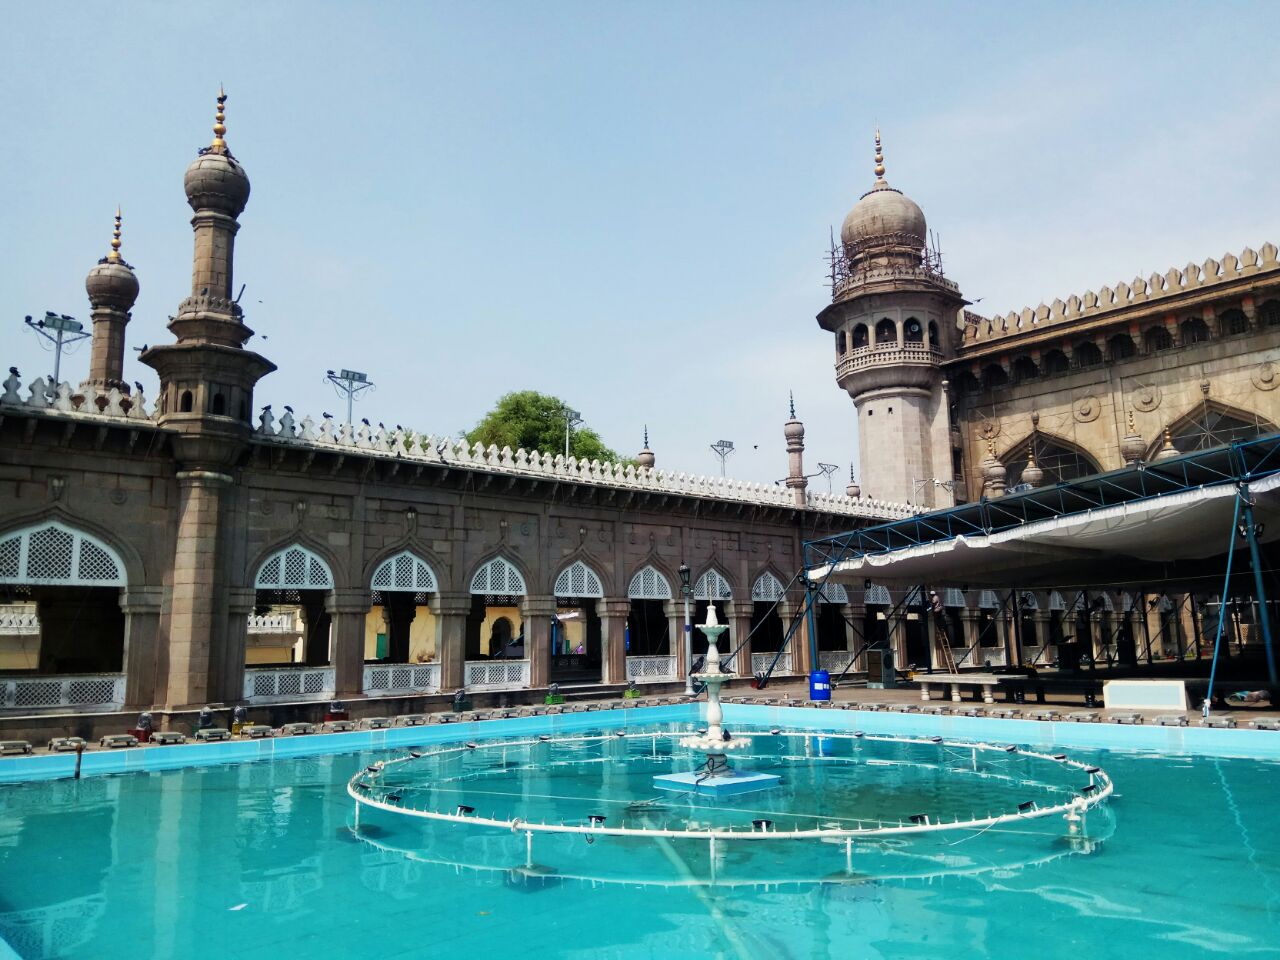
[1,722,1278,959]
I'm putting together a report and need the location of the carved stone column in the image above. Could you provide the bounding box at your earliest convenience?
[725,600,754,676]
[433,593,471,691]
[327,588,369,697]
[664,599,687,679]
[522,595,557,688]
[599,598,631,685]
[121,586,164,710]
[959,609,981,668]
[220,585,255,705]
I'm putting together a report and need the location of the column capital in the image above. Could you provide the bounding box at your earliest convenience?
[521,594,558,617]
[175,469,234,487]
[724,599,752,619]
[326,588,370,615]
[119,585,164,613]
[599,597,632,618]
[226,585,256,615]
[434,592,474,617]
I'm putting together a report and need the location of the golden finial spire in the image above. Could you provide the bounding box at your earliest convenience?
[211,84,227,152]
[1163,424,1173,446]
[107,206,122,263]
[1026,442,1036,467]
[986,437,995,458]
[874,128,885,179]
[1127,409,1136,433]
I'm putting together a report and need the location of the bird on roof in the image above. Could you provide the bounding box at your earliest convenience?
[323,412,333,419]
[134,381,144,394]
[361,418,370,427]
[284,405,293,413]
[9,367,18,376]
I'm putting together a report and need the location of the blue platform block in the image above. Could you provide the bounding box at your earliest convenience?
[652,770,781,797]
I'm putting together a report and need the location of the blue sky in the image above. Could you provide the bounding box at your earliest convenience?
[3,2,1277,492]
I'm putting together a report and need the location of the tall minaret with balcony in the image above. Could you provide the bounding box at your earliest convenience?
[816,133,967,508]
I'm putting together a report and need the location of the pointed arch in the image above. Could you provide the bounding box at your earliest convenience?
[817,581,849,604]
[1000,431,1103,489]
[370,550,439,593]
[693,568,733,601]
[470,555,527,596]
[255,544,334,590]
[751,570,787,602]
[628,564,673,600]
[1147,399,1277,458]
[0,520,126,586]
[864,582,891,606]
[554,559,604,598]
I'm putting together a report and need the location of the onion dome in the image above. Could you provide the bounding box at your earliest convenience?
[982,440,1007,495]
[846,466,861,499]
[637,425,656,469]
[840,130,927,249]
[85,208,139,310]
[784,391,805,441]
[1120,410,1146,465]
[1022,445,1045,488]
[184,87,250,216]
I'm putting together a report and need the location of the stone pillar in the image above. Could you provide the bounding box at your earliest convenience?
[220,586,255,705]
[300,594,332,666]
[522,595,557,688]
[384,591,417,663]
[847,603,866,672]
[599,598,631,685]
[164,470,231,709]
[121,586,164,709]
[725,600,754,676]
[1031,611,1051,662]
[959,609,980,668]
[328,589,369,698]
[664,599,687,679]
[434,593,471,690]
[888,611,908,670]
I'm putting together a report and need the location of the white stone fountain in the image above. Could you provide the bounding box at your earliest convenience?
[653,604,780,797]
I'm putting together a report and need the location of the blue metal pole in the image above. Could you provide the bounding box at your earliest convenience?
[1240,485,1278,685]
[1206,490,1245,717]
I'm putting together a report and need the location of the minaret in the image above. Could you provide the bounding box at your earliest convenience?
[637,425,656,469]
[815,132,967,508]
[784,391,808,506]
[83,208,139,393]
[142,86,275,429]
[139,90,276,710]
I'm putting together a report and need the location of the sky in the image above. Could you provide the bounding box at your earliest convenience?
[3,2,1277,490]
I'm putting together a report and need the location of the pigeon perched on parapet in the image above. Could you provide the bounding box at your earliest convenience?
[361,418,370,427]
[134,381,144,394]
[284,405,293,414]
[323,412,333,419]
[9,367,18,376]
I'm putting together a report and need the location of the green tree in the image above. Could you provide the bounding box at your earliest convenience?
[466,390,624,463]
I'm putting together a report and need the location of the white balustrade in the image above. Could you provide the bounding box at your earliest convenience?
[1,673,125,711]
[818,650,854,673]
[751,652,794,675]
[363,662,441,694]
[246,613,300,634]
[625,656,677,683]
[243,666,335,703]
[464,659,530,690]
[0,611,40,635]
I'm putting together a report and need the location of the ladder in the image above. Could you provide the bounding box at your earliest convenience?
[934,620,958,673]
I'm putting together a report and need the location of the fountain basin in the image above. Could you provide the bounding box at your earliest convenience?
[652,768,782,796]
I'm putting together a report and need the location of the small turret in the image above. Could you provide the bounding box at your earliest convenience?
[845,465,861,499]
[784,392,807,507]
[83,208,139,394]
[982,439,1007,497]
[637,425,655,469]
[1120,410,1146,465]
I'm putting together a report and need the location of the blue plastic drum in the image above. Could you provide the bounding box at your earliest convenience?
[809,669,832,702]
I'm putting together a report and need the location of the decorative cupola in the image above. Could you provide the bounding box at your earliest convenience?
[1021,443,1044,489]
[846,465,861,499]
[784,392,808,506]
[637,426,656,469]
[1120,410,1146,465]
[982,439,1007,497]
[83,208,139,393]
[1155,425,1180,460]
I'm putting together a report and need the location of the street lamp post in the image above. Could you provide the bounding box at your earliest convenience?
[25,312,90,387]
[564,407,583,458]
[679,562,694,696]
[709,439,735,477]
[325,368,375,426]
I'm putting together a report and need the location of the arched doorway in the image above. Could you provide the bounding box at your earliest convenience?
[750,571,789,674]
[251,544,335,667]
[626,565,673,680]
[815,581,852,672]
[0,521,127,711]
[466,555,527,670]
[364,550,440,694]
[552,560,604,683]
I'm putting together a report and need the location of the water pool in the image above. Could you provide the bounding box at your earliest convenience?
[1,714,1278,959]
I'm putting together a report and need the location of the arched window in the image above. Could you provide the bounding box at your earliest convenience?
[927,321,939,348]
[0,522,126,586]
[1219,308,1249,337]
[1074,341,1103,368]
[1180,317,1210,345]
[817,582,849,604]
[1006,436,1102,488]
[1107,334,1136,362]
[693,569,732,600]
[981,364,1009,390]
[1161,403,1275,455]
[179,390,193,413]
[864,583,891,606]
[1144,326,1173,353]
[903,317,924,343]
[628,565,672,600]
[1011,356,1038,384]
[875,318,897,345]
[751,571,786,602]
[852,324,869,349]
[1260,300,1280,327]
[255,544,334,590]
[1040,350,1069,375]
[470,556,527,595]
[371,551,439,592]
[211,392,226,416]
[554,560,604,598]
[836,330,846,354]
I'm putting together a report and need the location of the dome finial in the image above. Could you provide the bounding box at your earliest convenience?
[643,424,649,448]
[108,206,123,263]
[874,128,885,180]
[789,389,796,419]
[211,84,228,152]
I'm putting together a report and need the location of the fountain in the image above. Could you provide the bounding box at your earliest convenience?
[652,604,782,796]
